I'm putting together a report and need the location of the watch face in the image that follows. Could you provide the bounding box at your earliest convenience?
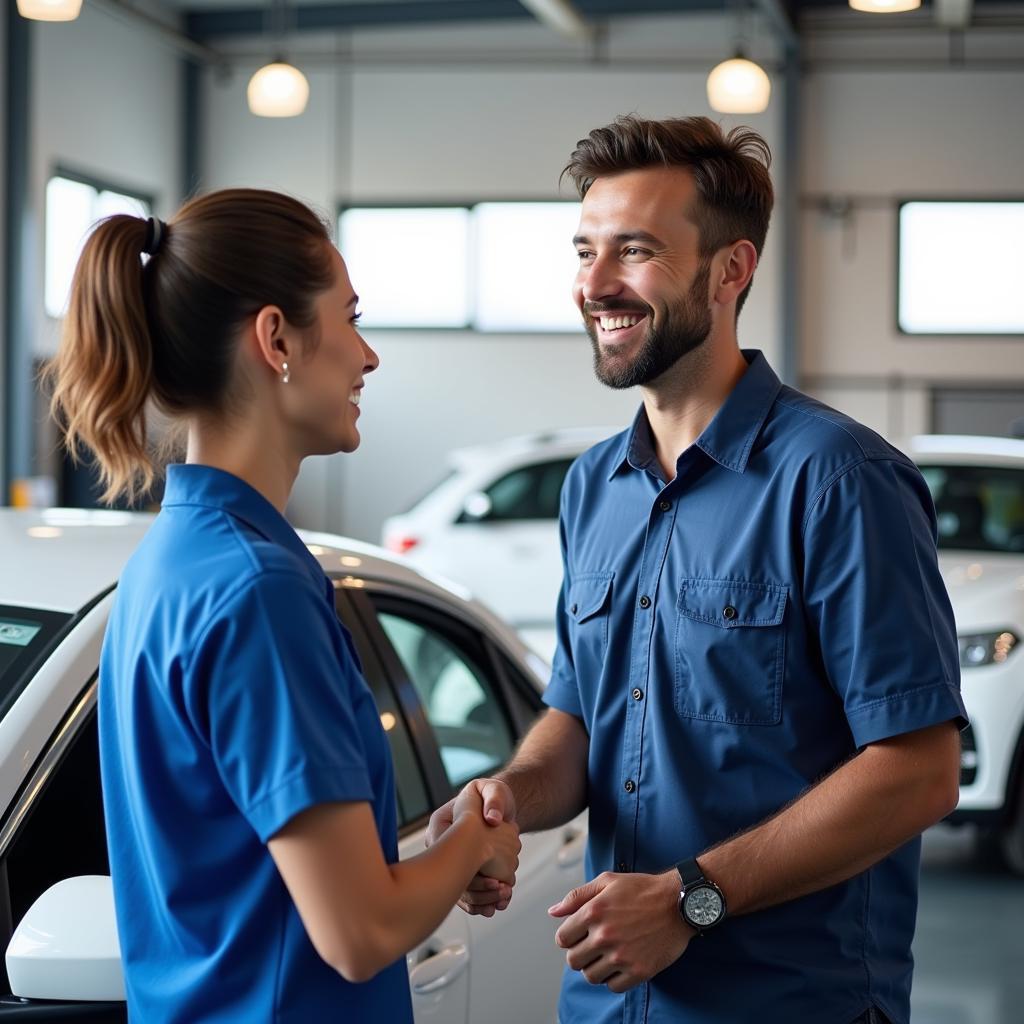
[684,885,723,927]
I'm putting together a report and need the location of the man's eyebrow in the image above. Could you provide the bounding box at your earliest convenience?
[572,231,666,248]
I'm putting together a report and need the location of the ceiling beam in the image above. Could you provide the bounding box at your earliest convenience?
[187,0,723,42]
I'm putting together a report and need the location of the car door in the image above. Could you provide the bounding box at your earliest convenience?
[421,457,572,629]
[346,587,585,1024]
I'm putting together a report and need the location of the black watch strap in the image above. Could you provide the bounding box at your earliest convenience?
[676,857,705,889]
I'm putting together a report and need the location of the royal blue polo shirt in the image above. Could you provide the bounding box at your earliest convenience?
[99,464,412,1024]
[544,351,967,1024]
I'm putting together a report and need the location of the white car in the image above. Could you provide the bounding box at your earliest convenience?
[0,507,585,1021]
[908,435,1024,872]
[382,428,614,651]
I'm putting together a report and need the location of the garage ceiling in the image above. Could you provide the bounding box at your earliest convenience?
[168,0,1024,42]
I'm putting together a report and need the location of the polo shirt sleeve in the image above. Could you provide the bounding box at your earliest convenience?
[801,455,968,748]
[186,570,375,842]
[543,496,584,719]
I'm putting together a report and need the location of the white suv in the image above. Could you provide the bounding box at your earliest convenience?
[382,428,615,650]
[908,435,1024,872]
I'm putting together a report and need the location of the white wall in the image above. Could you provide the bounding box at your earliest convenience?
[30,1,184,360]
[800,29,1024,440]
[202,16,783,540]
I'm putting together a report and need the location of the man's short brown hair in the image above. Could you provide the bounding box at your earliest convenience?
[563,115,773,314]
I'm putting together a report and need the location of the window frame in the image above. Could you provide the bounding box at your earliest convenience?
[336,198,582,334]
[895,196,1024,340]
[45,166,156,322]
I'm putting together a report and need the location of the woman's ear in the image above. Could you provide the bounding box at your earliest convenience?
[253,305,293,377]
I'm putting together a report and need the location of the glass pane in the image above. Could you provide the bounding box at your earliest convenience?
[95,189,150,221]
[919,464,1024,553]
[378,612,513,790]
[899,202,1024,334]
[45,177,95,318]
[485,458,573,521]
[339,207,471,328]
[474,202,582,332]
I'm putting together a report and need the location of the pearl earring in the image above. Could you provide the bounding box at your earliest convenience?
[281,362,290,384]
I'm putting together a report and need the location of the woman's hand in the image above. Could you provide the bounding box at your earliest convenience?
[479,820,521,884]
[451,784,520,884]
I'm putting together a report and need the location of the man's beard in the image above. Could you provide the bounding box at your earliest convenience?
[585,260,712,390]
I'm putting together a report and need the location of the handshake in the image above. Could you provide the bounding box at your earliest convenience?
[426,778,520,915]
[424,777,695,993]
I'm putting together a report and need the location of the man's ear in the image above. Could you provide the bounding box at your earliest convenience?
[712,240,758,309]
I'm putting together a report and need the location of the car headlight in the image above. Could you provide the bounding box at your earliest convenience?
[958,631,1018,668]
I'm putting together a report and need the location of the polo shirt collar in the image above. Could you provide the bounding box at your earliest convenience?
[162,463,327,588]
[609,349,782,480]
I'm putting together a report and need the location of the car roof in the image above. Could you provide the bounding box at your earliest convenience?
[906,434,1024,468]
[0,508,478,616]
[448,426,620,470]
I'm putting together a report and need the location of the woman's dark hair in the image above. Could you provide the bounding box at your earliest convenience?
[562,115,774,314]
[46,188,335,504]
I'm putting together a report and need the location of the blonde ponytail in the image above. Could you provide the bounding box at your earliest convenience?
[47,215,156,506]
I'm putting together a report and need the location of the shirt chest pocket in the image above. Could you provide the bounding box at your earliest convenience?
[674,578,788,726]
[567,572,614,674]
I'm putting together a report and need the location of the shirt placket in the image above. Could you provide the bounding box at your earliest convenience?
[615,472,679,1024]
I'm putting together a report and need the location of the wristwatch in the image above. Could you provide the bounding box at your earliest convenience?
[676,858,727,933]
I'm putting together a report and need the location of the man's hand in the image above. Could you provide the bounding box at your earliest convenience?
[426,778,518,917]
[548,871,694,993]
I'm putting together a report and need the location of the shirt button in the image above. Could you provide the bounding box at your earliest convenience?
[617,862,629,872]
[723,605,738,621]
[639,595,651,609]
[632,688,643,701]
[624,779,636,793]
[570,603,578,615]
[658,500,671,512]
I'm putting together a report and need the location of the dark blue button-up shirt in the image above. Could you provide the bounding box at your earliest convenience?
[544,351,966,1024]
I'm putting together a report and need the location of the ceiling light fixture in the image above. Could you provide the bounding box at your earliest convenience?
[707,54,771,114]
[848,0,921,11]
[247,0,308,118]
[247,60,309,118]
[16,0,82,22]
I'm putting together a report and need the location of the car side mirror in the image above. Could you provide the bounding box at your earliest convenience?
[457,492,493,524]
[5,875,125,1001]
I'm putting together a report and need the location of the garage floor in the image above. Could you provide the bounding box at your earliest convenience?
[913,826,1024,1024]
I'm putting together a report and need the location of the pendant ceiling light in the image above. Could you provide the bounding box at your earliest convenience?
[848,0,921,11]
[16,0,83,21]
[707,55,771,114]
[247,61,309,118]
[247,0,308,118]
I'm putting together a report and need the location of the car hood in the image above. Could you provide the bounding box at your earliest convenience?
[937,552,1024,631]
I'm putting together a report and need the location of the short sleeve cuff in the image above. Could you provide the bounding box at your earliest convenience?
[247,761,374,843]
[543,671,584,718]
[846,680,969,749]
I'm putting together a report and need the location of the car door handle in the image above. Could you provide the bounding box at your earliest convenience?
[409,941,470,995]
[556,827,587,869]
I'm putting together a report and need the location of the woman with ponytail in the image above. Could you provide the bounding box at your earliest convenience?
[48,190,519,1023]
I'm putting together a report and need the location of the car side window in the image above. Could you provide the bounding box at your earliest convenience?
[481,457,574,522]
[377,612,515,790]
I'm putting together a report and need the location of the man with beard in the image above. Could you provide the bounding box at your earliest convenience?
[426,115,965,1024]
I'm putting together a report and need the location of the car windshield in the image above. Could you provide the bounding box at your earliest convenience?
[0,605,72,720]
[918,464,1024,553]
